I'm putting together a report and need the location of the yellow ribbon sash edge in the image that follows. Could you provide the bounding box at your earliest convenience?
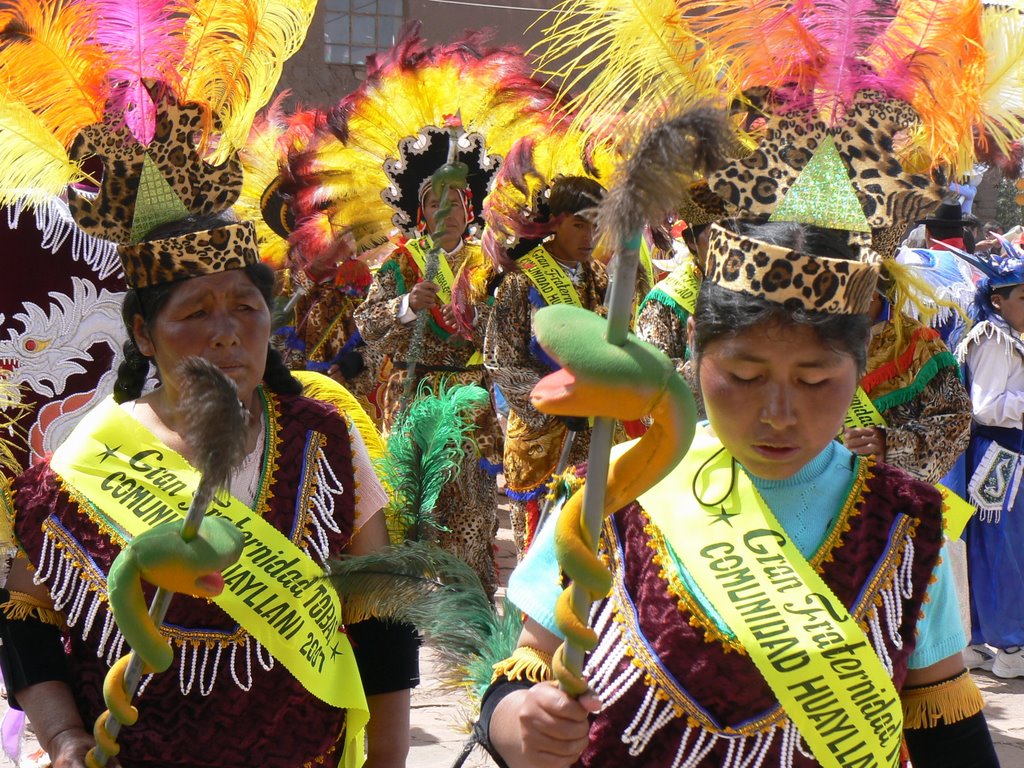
[626,432,903,768]
[518,246,583,308]
[657,260,701,315]
[843,389,974,538]
[50,398,368,768]
[406,237,457,304]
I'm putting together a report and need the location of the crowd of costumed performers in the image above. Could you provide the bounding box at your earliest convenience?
[267,26,591,599]
[5,0,1024,767]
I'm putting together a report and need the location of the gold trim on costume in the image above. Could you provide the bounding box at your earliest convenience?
[1,589,66,630]
[491,645,554,684]
[901,670,986,729]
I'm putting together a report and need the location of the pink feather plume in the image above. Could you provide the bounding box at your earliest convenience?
[88,0,188,143]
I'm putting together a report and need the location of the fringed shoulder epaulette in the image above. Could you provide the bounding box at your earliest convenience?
[491,645,553,685]
[956,319,1024,366]
[901,670,986,729]
[1,589,67,631]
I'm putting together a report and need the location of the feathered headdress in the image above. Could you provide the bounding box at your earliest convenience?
[481,131,610,268]
[0,0,317,286]
[278,23,568,274]
[535,0,1024,258]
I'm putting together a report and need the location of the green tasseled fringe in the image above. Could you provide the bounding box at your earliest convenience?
[638,289,691,325]
[872,352,959,414]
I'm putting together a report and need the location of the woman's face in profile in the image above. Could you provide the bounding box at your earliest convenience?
[695,321,859,480]
[134,269,271,406]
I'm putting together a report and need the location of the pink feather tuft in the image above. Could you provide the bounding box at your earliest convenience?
[89,0,189,143]
[802,0,900,120]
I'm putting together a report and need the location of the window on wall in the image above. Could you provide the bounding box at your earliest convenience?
[324,0,404,66]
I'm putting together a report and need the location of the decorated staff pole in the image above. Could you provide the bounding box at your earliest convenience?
[555,234,640,688]
[544,110,729,695]
[401,118,469,407]
[88,360,248,767]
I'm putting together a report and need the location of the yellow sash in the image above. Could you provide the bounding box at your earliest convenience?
[843,387,887,431]
[51,398,368,768]
[518,247,583,308]
[657,259,701,315]
[405,239,485,366]
[629,431,903,768]
[639,236,656,296]
[844,388,975,538]
[406,237,457,304]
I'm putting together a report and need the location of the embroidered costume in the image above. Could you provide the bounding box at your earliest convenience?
[508,438,965,767]
[10,389,388,768]
[958,314,1024,650]
[356,236,502,597]
[484,248,608,554]
[861,314,971,484]
[275,27,578,597]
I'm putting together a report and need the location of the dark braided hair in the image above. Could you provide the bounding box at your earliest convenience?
[114,260,302,402]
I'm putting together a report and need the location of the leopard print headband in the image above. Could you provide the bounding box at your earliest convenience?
[118,222,259,290]
[705,224,879,315]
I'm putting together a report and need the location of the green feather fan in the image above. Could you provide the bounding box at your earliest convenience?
[328,540,521,698]
[376,380,490,542]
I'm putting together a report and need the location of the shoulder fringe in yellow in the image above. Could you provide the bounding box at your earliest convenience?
[1,589,66,630]
[901,669,985,729]
[491,645,553,685]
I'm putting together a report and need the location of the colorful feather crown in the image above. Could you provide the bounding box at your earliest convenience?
[535,0,1024,257]
[279,24,568,273]
[0,0,317,285]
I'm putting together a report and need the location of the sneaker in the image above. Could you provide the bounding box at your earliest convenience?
[963,644,995,671]
[992,646,1024,679]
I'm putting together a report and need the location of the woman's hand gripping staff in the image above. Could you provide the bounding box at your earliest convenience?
[87,359,249,768]
[528,108,727,698]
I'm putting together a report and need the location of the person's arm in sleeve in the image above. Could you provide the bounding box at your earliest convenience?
[967,337,1024,426]
[484,273,556,431]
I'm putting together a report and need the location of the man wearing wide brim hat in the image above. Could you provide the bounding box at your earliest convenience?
[919,201,974,253]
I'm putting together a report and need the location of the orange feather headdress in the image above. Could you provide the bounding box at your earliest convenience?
[0,0,317,284]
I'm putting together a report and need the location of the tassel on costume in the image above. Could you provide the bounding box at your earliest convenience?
[901,670,986,729]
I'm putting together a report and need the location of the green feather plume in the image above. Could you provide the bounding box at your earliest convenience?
[328,539,521,698]
[376,381,490,542]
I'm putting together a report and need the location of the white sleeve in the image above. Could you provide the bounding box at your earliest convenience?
[967,338,1024,427]
[397,294,417,325]
[348,421,389,532]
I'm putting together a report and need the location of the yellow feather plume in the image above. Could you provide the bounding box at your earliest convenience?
[0,100,89,208]
[867,0,987,173]
[0,0,110,147]
[534,0,728,147]
[295,36,566,253]
[178,0,317,163]
[976,3,1024,166]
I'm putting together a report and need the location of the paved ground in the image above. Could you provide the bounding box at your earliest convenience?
[3,500,1022,767]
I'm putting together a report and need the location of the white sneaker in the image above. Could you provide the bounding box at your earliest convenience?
[963,644,995,671]
[992,646,1024,679]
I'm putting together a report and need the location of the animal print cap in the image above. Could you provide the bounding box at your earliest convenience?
[706,90,943,258]
[704,223,880,315]
[66,80,258,289]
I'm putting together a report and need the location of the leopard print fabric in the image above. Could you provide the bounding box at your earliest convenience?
[118,221,259,289]
[354,240,502,596]
[68,81,244,246]
[707,90,941,258]
[705,223,879,314]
